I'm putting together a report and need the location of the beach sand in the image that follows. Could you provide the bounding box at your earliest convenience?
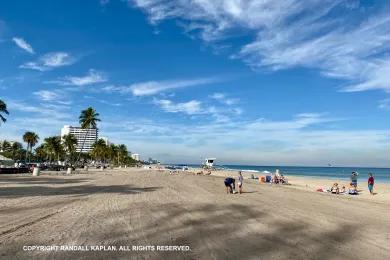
[203,168,390,203]
[0,168,389,259]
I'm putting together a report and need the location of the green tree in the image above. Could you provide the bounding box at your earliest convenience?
[62,134,78,165]
[78,107,100,162]
[35,144,48,162]
[117,144,128,165]
[1,140,11,153]
[44,136,64,163]
[107,144,118,165]
[9,142,23,161]
[22,131,39,163]
[0,99,9,124]
[91,139,107,163]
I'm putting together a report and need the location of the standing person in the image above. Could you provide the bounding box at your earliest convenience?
[350,171,359,188]
[238,171,243,194]
[224,177,236,194]
[368,173,375,195]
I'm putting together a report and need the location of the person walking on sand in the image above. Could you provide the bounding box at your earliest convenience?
[350,171,359,188]
[224,177,236,194]
[238,171,243,194]
[368,173,375,195]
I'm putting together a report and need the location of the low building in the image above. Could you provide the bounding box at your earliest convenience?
[131,153,140,161]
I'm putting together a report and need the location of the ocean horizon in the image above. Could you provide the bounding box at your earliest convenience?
[176,164,390,183]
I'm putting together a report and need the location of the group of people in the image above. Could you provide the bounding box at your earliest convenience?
[223,170,376,196]
[330,171,375,195]
[224,171,244,194]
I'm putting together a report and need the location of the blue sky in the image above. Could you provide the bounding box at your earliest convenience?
[1,0,390,166]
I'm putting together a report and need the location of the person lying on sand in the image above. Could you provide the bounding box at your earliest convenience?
[331,183,340,194]
[224,177,236,194]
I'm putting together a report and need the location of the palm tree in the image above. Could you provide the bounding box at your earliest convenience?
[62,134,77,165]
[7,142,23,161]
[44,136,63,163]
[1,140,11,153]
[108,144,118,165]
[117,144,128,165]
[0,99,9,124]
[77,107,100,162]
[91,139,107,163]
[35,144,48,162]
[23,131,39,163]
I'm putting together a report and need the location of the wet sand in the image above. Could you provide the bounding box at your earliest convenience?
[0,168,389,259]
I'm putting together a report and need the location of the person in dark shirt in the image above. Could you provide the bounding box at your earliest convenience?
[368,173,375,195]
[224,177,236,194]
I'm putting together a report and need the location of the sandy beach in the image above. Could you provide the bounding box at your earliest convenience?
[1,168,390,260]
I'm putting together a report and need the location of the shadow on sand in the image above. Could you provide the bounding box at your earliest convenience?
[0,184,161,198]
[24,202,358,260]
[0,176,91,185]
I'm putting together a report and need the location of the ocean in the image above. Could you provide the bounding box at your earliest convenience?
[176,164,390,183]
[220,165,390,183]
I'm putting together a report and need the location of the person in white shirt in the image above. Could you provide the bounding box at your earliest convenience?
[238,171,243,194]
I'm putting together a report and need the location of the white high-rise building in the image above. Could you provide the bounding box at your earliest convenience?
[61,125,98,152]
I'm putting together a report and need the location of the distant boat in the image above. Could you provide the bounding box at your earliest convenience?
[328,163,332,167]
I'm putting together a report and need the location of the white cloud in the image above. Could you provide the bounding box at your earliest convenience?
[379,98,390,110]
[97,113,390,166]
[34,90,60,101]
[210,92,239,105]
[6,100,72,120]
[102,77,218,96]
[100,0,110,6]
[152,97,243,123]
[20,52,75,71]
[131,0,390,92]
[154,99,203,115]
[12,37,35,54]
[131,78,217,96]
[53,69,107,86]
[33,90,71,105]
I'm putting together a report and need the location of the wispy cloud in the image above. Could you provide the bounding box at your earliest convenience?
[12,37,34,54]
[6,100,72,120]
[210,92,239,105]
[153,97,242,123]
[100,0,110,6]
[154,99,203,115]
[379,98,390,110]
[52,69,107,86]
[103,77,218,96]
[97,112,390,166]
[20,52,75,71]
[131,1,390,92]
[33,90,71,105]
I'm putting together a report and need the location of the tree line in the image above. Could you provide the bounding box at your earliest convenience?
[0,100,138,166]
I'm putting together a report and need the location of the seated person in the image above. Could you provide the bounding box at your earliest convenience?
[340,186,346,193]
[224,177,236,194]
[280,174,288,184]
[348,183,358,195]
[330,183,340,194]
